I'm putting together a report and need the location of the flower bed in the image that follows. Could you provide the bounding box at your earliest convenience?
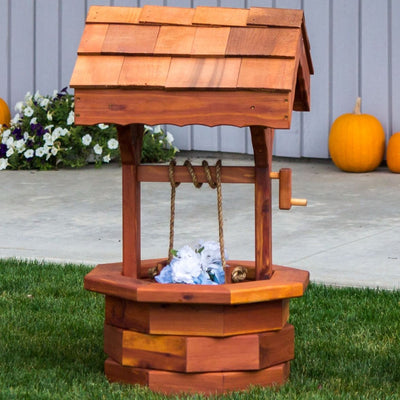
[0,88,177,170]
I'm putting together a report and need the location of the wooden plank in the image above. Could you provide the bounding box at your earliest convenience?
[154,26,197,55]
[237,58,296,91]
[70,55,124,87]
[191,27,231,56]
[137,165,255,184]
[118,56,171,88]
[77,23,109,54]
[118,124,144,278]
[226,27,300,57]
[165,57,241,89]
[87,6,141,24]
[73,89,291,128]
[193,6,249,27]
[104,358,290,395]
[139,5,195,25]
[251,126,274,280]
[247,7,303,28]
[104,323,294,372]
[102,25,160,54]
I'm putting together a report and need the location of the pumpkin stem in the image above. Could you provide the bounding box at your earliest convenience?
[353,97,362,115]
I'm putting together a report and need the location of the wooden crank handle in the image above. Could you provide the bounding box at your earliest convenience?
[291,198,307,207]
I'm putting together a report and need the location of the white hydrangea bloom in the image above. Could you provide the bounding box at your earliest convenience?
[107,138,118,150]
[171,245,202,284]
[0,158,8,170]
[93,144,103,155]
[82,134,92,146]
[67,110,74,125]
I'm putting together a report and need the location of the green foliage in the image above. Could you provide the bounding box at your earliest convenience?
[0,89,178,170]
[1,260,399,399]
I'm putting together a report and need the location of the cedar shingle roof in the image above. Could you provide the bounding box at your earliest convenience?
[70,5,313,128]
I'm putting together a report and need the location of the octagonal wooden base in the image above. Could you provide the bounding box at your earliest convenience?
[85,260,309,395]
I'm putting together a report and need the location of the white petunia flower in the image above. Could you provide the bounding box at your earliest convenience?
[24,149,34,159]
[24,106,34,117]
[15,139,26,153]
[67,110,74,125]
[39,98,50,109]
[93,144,103,155]
[60,128,69,137]
[23,132,29,141]
[51,147,58,156]
[171,245,202,284]
[6,147,14,157]
[24,92,32,102]
[52,90,58,98]
[82,134,92,146]
[6,136,14,147]
[107,138,118,150]
[98,123,109,130]
[52,127,63,140]
[45,124,54,131]
[34,91,41,101]
[30,117,37,125]
[103,154,111,163]
[43,133,53,146]
[0,158,8,170]
[1,129,10,143]
[166,132,174,145]
[47,111,53,121]
[15,101,24,113]
[11,113,20,124]
[35,147,46,157]
[153,125,162,133]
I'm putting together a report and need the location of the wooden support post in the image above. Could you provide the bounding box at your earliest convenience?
[117,124,144,278]
[250,126,274,280]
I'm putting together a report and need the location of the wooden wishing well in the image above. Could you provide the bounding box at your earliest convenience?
[70,5,313,395]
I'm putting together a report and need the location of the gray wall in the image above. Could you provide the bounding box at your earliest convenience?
[1,0,399,158]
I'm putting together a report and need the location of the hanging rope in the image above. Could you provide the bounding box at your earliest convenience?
[167,159,226,269]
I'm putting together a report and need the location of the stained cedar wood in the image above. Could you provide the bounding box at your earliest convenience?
[226,27,299,57]
[237,58,296,91]
[104,358,290,395]
[84,262,309,305]
[191,27,230,55]
[251,126,274,280]
[165,58,241,89]
[77,24,108,54]
[247,7,304,28]
[139,5,195,26]
[86,6,142,24]
[136,165,255,184]
[73,89,291,128]
[105,296,288,336]
[192,6,249,27]
[117,125,143,278]
[118,56,171,87]
[102,25,160,54]
[104,323,294,372]
[279,168,293,210]
[69,55,124,88]
[154,26,197,55]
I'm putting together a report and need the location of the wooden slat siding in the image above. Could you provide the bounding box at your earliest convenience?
[137,165,255,184]
[191,27,231,56]
[86,6,142,24]
[154,26,197,55]
[225,27,300,57]
[193,6,249,26]
[77,24,109,54]
[165,58,241,89]
[73,89,291,128]
[247,7,303,27]
[293,34,311,112]
[118,56,171,88]
[104,358,290,395]
[102,25,160,54]
[139,5,195,25]
[237,58,295,91]
[69,55,124,87]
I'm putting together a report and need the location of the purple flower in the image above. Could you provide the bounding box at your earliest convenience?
[12,127,23,140]
[0,144,7,158]
[31,123,46,137]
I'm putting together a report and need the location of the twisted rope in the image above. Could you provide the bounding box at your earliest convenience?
[168,160,180,262]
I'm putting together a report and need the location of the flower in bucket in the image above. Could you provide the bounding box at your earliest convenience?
[155,241,227,285]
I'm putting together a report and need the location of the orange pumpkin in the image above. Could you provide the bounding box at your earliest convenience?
[0,97,11,128]
[386,132,400,173]
[328,97,385,172]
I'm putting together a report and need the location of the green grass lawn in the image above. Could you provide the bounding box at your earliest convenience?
[1,259,399,399]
